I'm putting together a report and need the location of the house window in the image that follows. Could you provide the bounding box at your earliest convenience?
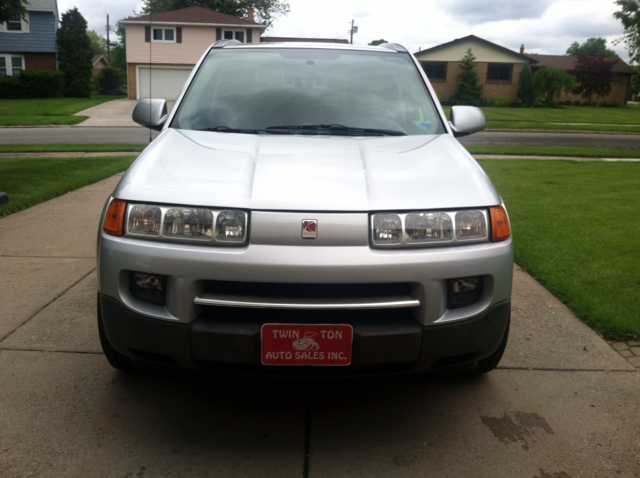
[0,55,24,76]
[420,62,447,80]
[223,30,245,43]
[0,12,28,32]
[487,63,513,81]
[152,27,175,42]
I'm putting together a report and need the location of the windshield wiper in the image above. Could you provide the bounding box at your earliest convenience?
[265,124,407,136]
[197,126,291,134]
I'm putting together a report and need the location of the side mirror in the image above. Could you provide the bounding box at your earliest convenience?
[132,99,168,131]
[449,106,486,137]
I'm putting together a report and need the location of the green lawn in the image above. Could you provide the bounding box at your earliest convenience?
[0,143,145,153]
[442,104,640,132]
[0,95,125,126]
[466,145,640,158]
[479,159,640,340]
[0,156,136,216]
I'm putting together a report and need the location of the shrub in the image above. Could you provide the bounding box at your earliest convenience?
[490,95,509,107]
[0,76,27,99]
[97,66,126,94]
[573,100,581,106]
[19,70,64,98]
[582,101,592,106]
[564,100,573,106]
[512,97,523,107]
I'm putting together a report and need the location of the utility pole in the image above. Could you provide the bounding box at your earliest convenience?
[106,14,110,62]
[350,19,358,44]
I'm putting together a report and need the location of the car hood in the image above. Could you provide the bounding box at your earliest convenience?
[114,129,501,211]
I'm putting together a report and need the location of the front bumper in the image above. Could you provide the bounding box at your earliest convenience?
[99,292,510,375]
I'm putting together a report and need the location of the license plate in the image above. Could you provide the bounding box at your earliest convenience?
[261,324,353,366]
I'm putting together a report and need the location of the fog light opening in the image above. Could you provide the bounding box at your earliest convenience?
[129,272,166,305]
[447,276,484,309]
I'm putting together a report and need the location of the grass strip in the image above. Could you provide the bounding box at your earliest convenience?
[479,159,640,340]
[0,156,136,217]
[0,143,146,153]
[466,145,640,158]
[486,121,640,133]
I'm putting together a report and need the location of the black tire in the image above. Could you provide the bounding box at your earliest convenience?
[97,294,137,372]
[472,316,510,374]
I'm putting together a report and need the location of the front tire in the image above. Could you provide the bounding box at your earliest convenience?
[97,294,137,372]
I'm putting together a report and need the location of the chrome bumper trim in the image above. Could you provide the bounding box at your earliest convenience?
[194,293,420,310]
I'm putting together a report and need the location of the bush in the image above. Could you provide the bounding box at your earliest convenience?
[0,76,27,99]
[490,95,509,107]
[573,100,581,106]
[97,66,125,94]
[564,100,573,106]
[19,69,64,98]
[582,101,592,106]
[512,97,523,107]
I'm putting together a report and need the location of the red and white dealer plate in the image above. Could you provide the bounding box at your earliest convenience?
[261,324,353,366]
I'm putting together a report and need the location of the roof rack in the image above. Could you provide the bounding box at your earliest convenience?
[212,39,242,48]
[378,43,407,52]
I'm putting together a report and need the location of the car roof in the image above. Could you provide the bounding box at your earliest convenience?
[215,41,407,53]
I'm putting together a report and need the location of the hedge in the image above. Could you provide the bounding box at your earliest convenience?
[0,70,64,99]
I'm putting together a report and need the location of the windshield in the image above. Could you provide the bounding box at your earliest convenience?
[171,48,445,136]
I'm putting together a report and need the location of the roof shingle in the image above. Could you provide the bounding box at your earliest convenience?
[526,53,636,75]
[121,6,264,27]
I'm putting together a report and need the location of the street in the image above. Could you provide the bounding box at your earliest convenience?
[1,126,640,148]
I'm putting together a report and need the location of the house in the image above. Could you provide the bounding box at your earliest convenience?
[260,36,349,44]
[120,6,266,100]
[92,54,108,74]
[414,35,533,103]
[525,53,635,106]
[415,34,636,106]
[0,0,58,76]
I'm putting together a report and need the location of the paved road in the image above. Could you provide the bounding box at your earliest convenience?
[1,175,639,477]
[458,131,640,148]
[1,127,640,148]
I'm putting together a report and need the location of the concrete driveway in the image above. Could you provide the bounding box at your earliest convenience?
[74,98,175,127]
[1,176,639,477]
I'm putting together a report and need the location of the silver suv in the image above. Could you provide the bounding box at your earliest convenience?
[97,41,512,376]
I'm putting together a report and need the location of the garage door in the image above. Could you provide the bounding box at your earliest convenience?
[137,66,193,100]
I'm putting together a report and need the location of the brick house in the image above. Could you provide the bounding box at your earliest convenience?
[525,53,636,106]
[0,0,58,75]
[414,35,533,103]
[120,6,266,100]
[415,35,635,106]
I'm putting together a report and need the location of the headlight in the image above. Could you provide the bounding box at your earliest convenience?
[124,203,248,245]
[371,209,489,247]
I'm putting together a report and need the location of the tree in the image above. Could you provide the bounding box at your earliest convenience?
[533,66,576,105]
[87,30,107,57]
[368,39,388,46]
[614,0,640,63]
[450,48,484,106]
[517,63,536,107]
[630,65,640,99]
[139,0,290,28]
[109,22,127,71]
[0,0,28,23]
[571,53,620,105]
[57,8,93,98]
[566,37,617,57]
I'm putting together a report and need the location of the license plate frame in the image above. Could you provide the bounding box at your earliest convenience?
[261,323,353,366]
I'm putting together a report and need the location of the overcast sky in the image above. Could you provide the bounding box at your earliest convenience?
[58,0,631,62]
